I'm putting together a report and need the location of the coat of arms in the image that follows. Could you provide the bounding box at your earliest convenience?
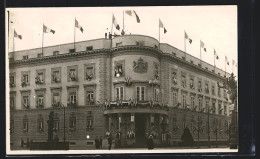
[133,58,148,73]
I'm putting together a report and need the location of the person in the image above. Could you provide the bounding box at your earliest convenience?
[108,136,112,150]
[95,136,99,149]
[147,135,154,150]
[99,136,103,149]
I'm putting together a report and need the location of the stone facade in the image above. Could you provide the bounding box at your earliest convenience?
[8,35,231,149]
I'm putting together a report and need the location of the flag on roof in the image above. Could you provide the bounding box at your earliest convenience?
[185,31,192,44]
[43,24,55,34]
[75,19,84,33]
[125,10,140,23]
[214,49,219,59]
[159,19,167,34]
[112,14,120,30]
[200,40,207,52]
[14,30,22,39]
[225,56,229,65]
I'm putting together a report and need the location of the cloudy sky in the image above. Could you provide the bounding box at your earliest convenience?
[6,6,237,76]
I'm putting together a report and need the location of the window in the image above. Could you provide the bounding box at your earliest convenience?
[114,63,124,77]
[10,96,15,110]
[21,72,30,87]
[191,96,195,109]
[86,111,94,131]
[37,53,43,58]
[172,72,177,85]
[85,64,95,81]
[218,102,222,114]
[116,86,124,100]
[69,92,77,105]
[137,86,145,101]
[68,65,78,81]
[206,99,209,112]
[37,115,44,133]
[53,51,59,55]
[69,49,75,53]
[198,80,202,92]
[116,42,123,47]
[218,87,221,97]
[136,41,144,46]
[22,117,29,133]
[69,113,76,131]
[22,96,30,109]
[212,84,215,95]
[87,91,94,105]
[205,83,209,94]
[35,70,45,85]
[172,91,178,105]
[212,100,216,113]
[22,55,28,60]
[198,97,202,111]
[37,95,44,108]
[182,93,187,108]
[53,113,59,132]
[190,77,194,89]
[154,88,159,101]
[51,67,61,83]
[181,75,186,88]
[10,74,15,87]
[224,90,228,100]
[52,92,61,107]
[86,46,93,51]
[154,63,159,80]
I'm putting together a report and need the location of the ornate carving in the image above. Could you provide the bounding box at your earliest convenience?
[133,58,148,73]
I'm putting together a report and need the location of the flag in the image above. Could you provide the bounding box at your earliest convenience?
[225,56,229,65]
[232,59,237,67]
[75,19,84,33]
[43,24,55,34]
[14,30,22,39]
[159,19,167,34]
[214,49,219,59]
[125,10,140,23]
[200,40,207,52]
[185,31,192,44]
[112,14,120,30]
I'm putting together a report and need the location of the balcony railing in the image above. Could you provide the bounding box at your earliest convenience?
[103,100,169,111]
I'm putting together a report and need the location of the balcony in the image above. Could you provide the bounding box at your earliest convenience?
[103,100,169,115]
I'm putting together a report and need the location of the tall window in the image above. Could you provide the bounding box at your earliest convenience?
[181,75,186,88]
[154,88,159,101]
[198,97,202,111]
[52,92,61,107]
[10,96,15,110]
[116,86,124,100]
[218,103,222,114]
[212,84,215,95]
[218,87,221,97]
[22,117,29,133]
[87,91,94,105]
[23,96,29,109]
[190,77,194,89]
[206,99,209,112]
[191,96,195,109]
[86,111,94,131]
[52,67,61,83]
[85,65,94,81]
[37,115,44,133]
[37,95,44,108]
[182,93,187,108]
[172,72,177,85]
[10,75,15,87]
[224,104,227,115]
[53,113,59,132]
[69,92,77,105]
[198,80,202,92]
[22,74,29,85]
[35,70,45,84]
[205,83,209,94]
[137,86,145,101]
[212,100,216,113]
[172,91,178,105]
[69,113,76,131]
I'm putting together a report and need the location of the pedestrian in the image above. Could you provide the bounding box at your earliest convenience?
[147,135,154,150]
[108,136,112,150]
[99,136,103,149]
[95,136,99,149]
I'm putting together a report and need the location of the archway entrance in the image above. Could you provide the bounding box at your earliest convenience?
[135,114,146,140]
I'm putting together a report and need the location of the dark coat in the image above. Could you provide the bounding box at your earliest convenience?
[147,138,154,150]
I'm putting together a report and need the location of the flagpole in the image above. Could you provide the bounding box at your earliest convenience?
[42,23,44,54]
[13,30,15,52]
[184,31,186,60]
[111,14,113,37]
[232,60,234,73]
[214,49,216,72]
[74,18,76,51]
[159,19,160,49]
[200,40,202,66]
[225,55,226,77]
[123,10,125,34]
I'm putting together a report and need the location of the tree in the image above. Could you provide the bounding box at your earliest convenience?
[181,127,194,146]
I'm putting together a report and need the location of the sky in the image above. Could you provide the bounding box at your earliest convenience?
[6,6,237,76]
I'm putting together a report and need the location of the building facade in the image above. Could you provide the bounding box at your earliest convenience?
[8,35,231,149]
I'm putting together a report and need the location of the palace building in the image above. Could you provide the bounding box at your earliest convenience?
[8,34,232,149]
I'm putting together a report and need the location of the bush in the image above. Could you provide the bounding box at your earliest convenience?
[181,127,194,146]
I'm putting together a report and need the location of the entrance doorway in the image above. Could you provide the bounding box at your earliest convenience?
[135,114,146,139]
